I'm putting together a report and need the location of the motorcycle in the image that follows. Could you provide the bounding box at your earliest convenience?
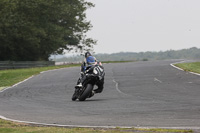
[72,64,105,101]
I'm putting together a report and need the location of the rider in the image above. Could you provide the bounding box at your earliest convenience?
[75,52,104,94]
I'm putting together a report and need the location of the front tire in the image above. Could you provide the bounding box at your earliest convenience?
[72,89,79,101]
[72,93,77,101]
[79,84,93,101]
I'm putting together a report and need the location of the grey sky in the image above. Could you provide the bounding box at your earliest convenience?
[86,0,200,54]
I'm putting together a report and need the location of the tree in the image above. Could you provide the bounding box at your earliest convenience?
[0,0,96,61]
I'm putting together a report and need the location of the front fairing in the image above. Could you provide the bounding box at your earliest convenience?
[83,65,105,86]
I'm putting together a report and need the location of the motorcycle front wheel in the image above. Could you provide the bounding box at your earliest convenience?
[79,84,93,101]
[72,93,77,101]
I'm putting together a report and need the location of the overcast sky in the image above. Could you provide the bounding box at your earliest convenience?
[86,0,200,54]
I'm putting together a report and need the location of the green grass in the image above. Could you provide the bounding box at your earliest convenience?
[175,62,200,74]
[0,64,80,89]
[0,119,193,133]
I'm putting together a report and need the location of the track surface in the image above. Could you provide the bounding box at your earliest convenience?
[0,60,200,127]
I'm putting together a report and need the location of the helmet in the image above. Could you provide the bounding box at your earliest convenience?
[86,56,95,65]
[85,52,92,58]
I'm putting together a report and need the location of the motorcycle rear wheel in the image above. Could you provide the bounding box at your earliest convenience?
[79,84,93,101]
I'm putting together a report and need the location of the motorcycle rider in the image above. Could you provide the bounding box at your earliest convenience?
[75,52,104,95]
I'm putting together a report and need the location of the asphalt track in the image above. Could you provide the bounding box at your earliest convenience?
[0,60,200,129]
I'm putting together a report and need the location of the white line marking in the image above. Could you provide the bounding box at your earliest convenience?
[113,79,129,96]
[0,76,34,93]
[170,60,200,76]
[170,60,186,71]
[0,67,69,93]
[170,64,184,71]
[189,71,200,76]
[154,78,162,83]
[0,115,200,130]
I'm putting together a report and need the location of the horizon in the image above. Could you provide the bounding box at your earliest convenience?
[51,46,200,62]
[59,46,199,58]
[64,46,199,56]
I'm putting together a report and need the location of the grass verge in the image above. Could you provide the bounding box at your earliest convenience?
[175,62,200,74]
[0,64,80,89]
[0,119,193,133]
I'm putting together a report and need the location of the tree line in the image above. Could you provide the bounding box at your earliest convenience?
[55,47,200,62]
[0,0,96,61]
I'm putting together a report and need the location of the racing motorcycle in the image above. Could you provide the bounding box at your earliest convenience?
[72,64,105,101]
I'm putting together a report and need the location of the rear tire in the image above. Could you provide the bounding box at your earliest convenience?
[79,84,93,101]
